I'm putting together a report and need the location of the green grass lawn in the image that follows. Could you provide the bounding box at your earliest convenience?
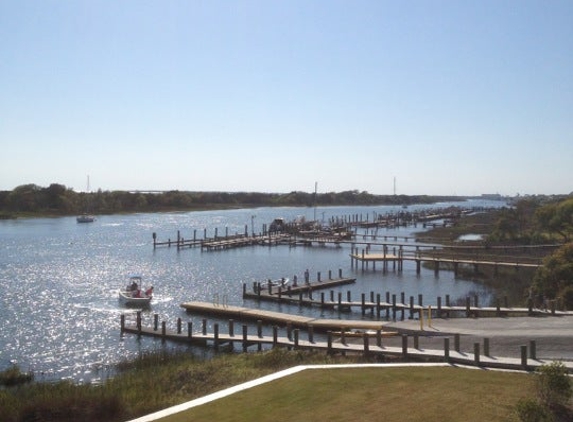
[159,366,534,422]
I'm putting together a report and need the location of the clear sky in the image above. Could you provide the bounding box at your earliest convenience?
[1,1,571,196]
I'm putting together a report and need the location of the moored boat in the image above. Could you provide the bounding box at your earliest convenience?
[76,214,95,223]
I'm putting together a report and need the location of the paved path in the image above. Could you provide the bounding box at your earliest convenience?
[384,315,573,361]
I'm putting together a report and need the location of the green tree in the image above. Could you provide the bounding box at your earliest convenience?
[535,198,573,242]
[532,243,573,308]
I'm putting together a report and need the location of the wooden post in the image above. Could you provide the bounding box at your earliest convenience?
[137,311,142,336]
[402,334,408,357]
[187,322,193,338]
[228,319,234,337]
[474,343,480,366]
[414,334,419,349]
[392,294,397,321]
[214,323,219,351]
[272,326,278,348]
[382,291,390,318]
[327,332,333,355]
[154,314,159,331]
[308,325,314,344]
[257,320,263,338]
[361,293,366,315]
[376,330,382,348]
[294,329,299,349]
[202,319,207,335]
[521,345,528,369]
[376,293,381,318]
[437,296,442,318]
[161,321,166,342]
[529,340,536,360]
[409,296,414,319]
[466,297,471,318]
[120,314,125,333]
[363,333,369,357]
[444,338,450,362]
[454,333,460,352]
[242,325,248,352]
[484,338,490,357]
[177,317,182,334]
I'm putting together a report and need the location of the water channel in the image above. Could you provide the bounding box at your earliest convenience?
[0,199,506,382]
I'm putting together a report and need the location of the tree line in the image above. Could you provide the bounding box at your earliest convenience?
[0,183,461,217]
[489,195,573,309]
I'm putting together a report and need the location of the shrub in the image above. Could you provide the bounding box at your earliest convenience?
[535,362,572,410]
[515,398,552,422]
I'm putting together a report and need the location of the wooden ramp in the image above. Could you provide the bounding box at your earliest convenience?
[180,301,389,331]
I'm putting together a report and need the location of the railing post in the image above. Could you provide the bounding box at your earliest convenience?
[521,345,528,369]
[529,340,536,360]
[444,338,450,362]
[242,325,248,352]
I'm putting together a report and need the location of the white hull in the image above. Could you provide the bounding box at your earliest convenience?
[118,290,152,306]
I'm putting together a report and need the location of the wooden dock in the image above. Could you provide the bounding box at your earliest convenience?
[242,278,568,319]
[179,301,389,332]
[120,313,573,373]
[350,249,542,274]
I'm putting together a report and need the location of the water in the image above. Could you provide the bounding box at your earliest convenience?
[0,199,504,382]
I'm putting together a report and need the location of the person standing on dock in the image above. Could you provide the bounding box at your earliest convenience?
[304,269,310,284]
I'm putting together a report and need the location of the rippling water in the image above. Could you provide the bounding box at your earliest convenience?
[0,200,503,382]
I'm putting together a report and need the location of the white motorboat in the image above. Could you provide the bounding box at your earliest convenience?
[119,275,153,306]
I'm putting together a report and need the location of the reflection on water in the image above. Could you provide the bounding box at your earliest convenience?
[0,200,503,382]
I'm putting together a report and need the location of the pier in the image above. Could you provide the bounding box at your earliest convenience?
[349,245,542,274]
[120,312,573,373]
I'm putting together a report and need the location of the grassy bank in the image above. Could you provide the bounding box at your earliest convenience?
[0,349,371,422]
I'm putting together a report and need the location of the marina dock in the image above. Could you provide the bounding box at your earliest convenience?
[179,301,388,331]
[120,312,573,373]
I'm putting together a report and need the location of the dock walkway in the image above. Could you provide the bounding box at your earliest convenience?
[179,302,388,331]
[121,312,573,373]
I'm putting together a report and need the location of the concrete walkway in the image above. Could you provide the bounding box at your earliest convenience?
[384,315,573,361]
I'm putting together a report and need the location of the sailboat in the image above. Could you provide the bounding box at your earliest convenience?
[77,176,95,223]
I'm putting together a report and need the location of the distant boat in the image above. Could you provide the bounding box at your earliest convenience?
[77,175,95,223]
[76,214,95,223]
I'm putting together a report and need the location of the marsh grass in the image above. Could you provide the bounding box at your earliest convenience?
[0,349,367,422]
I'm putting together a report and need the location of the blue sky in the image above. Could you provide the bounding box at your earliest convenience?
[1,1,571,196]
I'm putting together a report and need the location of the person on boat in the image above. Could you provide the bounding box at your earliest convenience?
[132,289,141,298]
[130,280,138,292]
[145,286,154,297]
